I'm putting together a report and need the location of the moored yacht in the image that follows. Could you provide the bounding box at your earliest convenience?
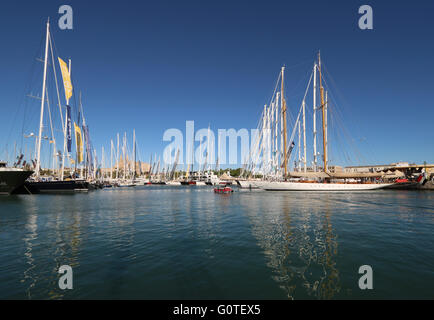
[246,53,392,192]
[263,181,391,191]
[0,162,33,195]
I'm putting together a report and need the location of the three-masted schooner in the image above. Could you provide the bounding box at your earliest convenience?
[240,53,391,191]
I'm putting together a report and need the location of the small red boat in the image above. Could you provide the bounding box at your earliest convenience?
[214,186,233,194]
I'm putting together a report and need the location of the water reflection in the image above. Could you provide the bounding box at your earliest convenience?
[20,196,86,299]
[242,193,340,299]
[5,187,432,299]
[22,208,38,299]
[48,205,83,299]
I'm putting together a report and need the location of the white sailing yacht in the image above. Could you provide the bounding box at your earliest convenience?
[247,53,392,191]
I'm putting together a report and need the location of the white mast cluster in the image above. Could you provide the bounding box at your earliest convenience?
[241,57,330,181]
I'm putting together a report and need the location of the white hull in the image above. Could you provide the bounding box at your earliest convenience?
[166,181,181,186]
[263,181,392,191]
[195,181,206,186]
[236,180,267,189]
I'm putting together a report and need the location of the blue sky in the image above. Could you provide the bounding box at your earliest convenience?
[0,0,433,168]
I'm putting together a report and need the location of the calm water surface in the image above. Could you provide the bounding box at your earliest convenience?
[0,186,433,299]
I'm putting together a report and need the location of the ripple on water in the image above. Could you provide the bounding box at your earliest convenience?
[0,187,433,299]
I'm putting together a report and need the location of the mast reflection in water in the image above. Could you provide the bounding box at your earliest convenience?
[241,193,340,299]
[0,187,433,299]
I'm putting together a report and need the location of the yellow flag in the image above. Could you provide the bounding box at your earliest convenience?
[74,122,84,163]
[58,57,73,101]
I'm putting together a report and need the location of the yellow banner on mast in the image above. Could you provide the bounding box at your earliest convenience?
[74,122,84,163]
[58,57,73,101]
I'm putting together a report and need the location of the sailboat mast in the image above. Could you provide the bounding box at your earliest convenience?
[133,129,136,179]
[262,104,266,174]
[191,134,194,176]
[302,100,307,172]
[102,146,105,180]
[35,19,50,178]
[281,66,287,178]
[298,120,301,171]
[116,133,120,179]
[207,125,210,172]
[274,98,278,172]
[325,90,328,170]
[123,132,126,180]
[110,139,114,180]
[276,92,280,173]
[318,52,327,172]
[313,62,317,172]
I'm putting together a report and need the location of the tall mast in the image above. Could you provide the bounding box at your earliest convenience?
[262,104,267,174]
[302,99,307,172]
[267,105,271,174]
[207,125,210,172]
[35,19,50,178]
[191,134,194,176]
[281,66,287,178]
[116,133,120,179]
[123,132,126,180]
[274,98,278,172]
[110,139,114,180]
[101,146,105,180]
[325,90,328,170]
[133,129,136,179]
[313,62,317,172]
[276,92,280,173]
[318,52,327,173]
[298,120,301,171]
[198,130,202,177]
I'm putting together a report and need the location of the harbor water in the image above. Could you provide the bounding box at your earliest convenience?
[0,186,433,299]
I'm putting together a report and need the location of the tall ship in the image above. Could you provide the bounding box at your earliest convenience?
[239,53,392,191]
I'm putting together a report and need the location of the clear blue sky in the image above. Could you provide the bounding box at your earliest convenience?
[0,0,433,168]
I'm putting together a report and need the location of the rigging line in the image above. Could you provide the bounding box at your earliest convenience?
[327,86,367,165]
[286,63,313,100]
[330,104,363,166]
[320,67,367,165]
[282,65,313,146]
[327,100,355,165]
[48,30,65,133]
[50,27,78,126]
[329,108,348,165]
[287,68,314,145]
[248,103,267,166]
[277,67,315,169]
[322,63,374,164]
[267,70,281,108]
[45,87,57,169]
[251,70,283,167]
[1,30,45,159]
